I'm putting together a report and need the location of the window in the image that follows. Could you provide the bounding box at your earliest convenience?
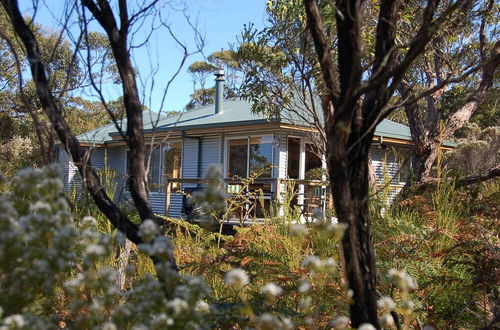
[227,139,248,178]
[249,136,273,177]
[287,137,301,179]
[227,136,273,178]
[305,143,323,180]
[163,141,182,190]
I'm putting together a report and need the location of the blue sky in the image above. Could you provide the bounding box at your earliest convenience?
[28,0,267,113]
[139,0,268,112]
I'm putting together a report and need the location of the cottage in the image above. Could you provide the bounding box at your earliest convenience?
[57,71,430,221]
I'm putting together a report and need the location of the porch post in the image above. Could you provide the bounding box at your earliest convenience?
[165,179,171,217]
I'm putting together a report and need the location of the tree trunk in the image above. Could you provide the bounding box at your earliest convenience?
[116,238,133,291]
[328,127,379,327]
[1,0,179,283]
[411,141,439,185]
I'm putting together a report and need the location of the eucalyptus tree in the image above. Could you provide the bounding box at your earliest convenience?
[0,0,202,293]
[302,0,498,326]
[238,0,494,326]
[0,6,117,169]
[398,0,499,190]
[186,49,240,110]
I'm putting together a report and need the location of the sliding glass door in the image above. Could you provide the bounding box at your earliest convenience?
[227,136,273,178]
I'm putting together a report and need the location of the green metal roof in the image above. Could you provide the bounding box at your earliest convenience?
[79,98,454,147]
[75,110,167,144]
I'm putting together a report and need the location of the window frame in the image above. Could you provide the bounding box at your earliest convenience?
[224,134,274,179]
[162,140,183,191]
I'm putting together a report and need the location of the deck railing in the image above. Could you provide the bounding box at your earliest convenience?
[161,177,405,221]
[163,177,331,221]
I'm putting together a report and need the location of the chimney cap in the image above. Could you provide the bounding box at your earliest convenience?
[215,69,225,78]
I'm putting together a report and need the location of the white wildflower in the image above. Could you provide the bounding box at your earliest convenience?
[378,296,396,312]
[138,219,157,243]
[401,300,415,311]
[101,322,117,330]
[131,324,148,330]
[347,289,354,301]
[298,278,312,293]
[379,314,395,327]
[195,300,210,314]
[324,257,337,272]
[327,222,348,240]
[358,323,376,330]
[281,317,294,330]
[85,244,106,257]
[261,282,283,299]
[151,236,170,256]
[259,313,277,330]
[166,298,188,314]
[64,273,85,289]
[3,314,25,328]
[151,313,173,326]
[302,255,322,270]
[388,269,418,290]
[330,316,350,329]
[290,223,308,237]
[81,216,97,227]
[29,201,51,213]
[225,268,249,288]
[302,255,336,273]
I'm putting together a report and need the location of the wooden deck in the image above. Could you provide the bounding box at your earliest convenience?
[163,177,331,222]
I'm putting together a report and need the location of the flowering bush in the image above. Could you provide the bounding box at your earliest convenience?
[0,167,210,329]
[2,165,494,329]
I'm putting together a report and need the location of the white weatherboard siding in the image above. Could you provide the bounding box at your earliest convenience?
[182,138,199,188]
[90,148,106,169]
[57,148,78,190]
[371,147,406,185]
[201,135,221,176]
[371,146,409,202]
[149,192,166,215]
[273,132,288,179]
[278,133,288,179]
[108,146,128,201]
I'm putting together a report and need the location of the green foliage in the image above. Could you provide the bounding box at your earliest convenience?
[446,124,500,176]
[186,50,240,110]
[1,164,497,329]
[373,178,499,329]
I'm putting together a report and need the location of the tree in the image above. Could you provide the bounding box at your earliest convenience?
[186,49,240,110]
[0,7,117,170]
[0,0,203,296]
[302,0,498,326]
[237,5,330,156]
[398,0,499,188]
[237,0,489,326]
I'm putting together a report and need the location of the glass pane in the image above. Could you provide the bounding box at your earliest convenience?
[227,139,248,178]
[163,142,182,190]
[147,146,161,192]
[249,136,273,178]
[305,143,323,180]
[287,137,301,179]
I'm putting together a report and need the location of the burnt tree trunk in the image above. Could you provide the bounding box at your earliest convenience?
[328,127,379,326]
[1,0,179,284]
[303,0,450,326]
[81,0,155,224]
